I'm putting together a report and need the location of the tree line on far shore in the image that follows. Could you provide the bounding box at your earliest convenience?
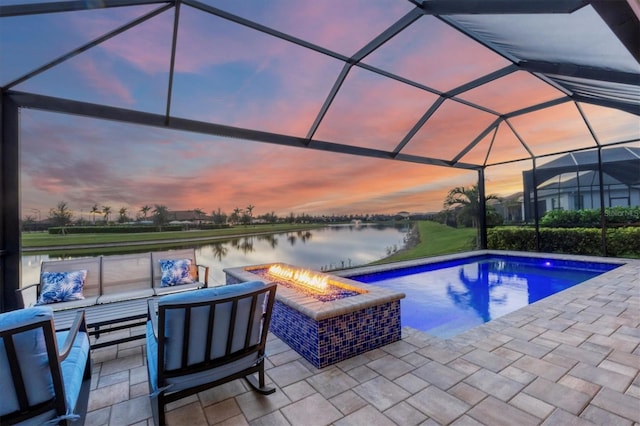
[22,201,416,232]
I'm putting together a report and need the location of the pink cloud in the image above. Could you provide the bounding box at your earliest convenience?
[20,111,488,220]
[460,71,565,115]
[67,4,172,75]
[509,103,598,155]
[403,100,497,160]
[73,56,135,105]
[97,11,174,75]
[365,15,510,92]
[19,3,625,221]
[313,68,439,150]
[276,0,412,56]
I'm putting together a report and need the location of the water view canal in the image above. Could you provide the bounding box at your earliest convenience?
[22,223,410,287]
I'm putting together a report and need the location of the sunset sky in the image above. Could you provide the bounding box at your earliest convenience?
[3,1,638,220]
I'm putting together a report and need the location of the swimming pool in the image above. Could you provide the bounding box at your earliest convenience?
[346,254,621,338]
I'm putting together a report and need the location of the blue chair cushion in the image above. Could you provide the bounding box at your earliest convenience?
[0,307,55,417]
[145,319,259,394]
[1,307,90,424]
[157,281,266,305]
[153,281,268,373]
[56,329,90,413]
[146,321,159,393]
[37,270,87,305]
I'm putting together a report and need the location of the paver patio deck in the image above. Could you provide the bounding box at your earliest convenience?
[86,257,639,425]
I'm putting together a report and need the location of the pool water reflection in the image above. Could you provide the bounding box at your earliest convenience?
[349,255,620,338]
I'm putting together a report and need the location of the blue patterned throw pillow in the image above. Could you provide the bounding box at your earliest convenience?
[37,270,87,305]
[160,259,194,287]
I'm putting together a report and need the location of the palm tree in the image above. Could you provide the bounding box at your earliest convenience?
[230,207,243,225]
[102,205,112,224]
[210,242,228,261]
[211,208,227,225]
[118,207,128,223]
[139,205,151,221]
[90,204,100,224]
[444,184,499,244]
[192,208,204,225]
[153,205,169,230]
[246,204,255,223]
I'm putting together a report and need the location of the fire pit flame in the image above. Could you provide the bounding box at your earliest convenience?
[267,264,329,293]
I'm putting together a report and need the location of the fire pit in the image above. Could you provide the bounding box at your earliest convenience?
[224,263,405,368]
[254,264,360,302]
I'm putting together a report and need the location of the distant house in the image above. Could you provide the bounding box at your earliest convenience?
[168,210,209,224]
[489,192,524,224]
[522,147,640,221]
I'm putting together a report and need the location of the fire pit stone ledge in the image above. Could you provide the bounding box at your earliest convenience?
[224,263,405,368]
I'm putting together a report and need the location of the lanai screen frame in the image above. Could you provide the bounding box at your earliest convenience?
[1,0,639,311]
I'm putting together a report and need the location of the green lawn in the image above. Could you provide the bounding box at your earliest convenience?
[21,223,322,248]
[372,221,476,264]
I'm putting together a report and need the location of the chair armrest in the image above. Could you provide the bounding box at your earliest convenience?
[58,310,87,361]
[196,264,209,287]
[16,282,40,292]
[16,282,40,297]
[147,299,158,339]
[15,283,40,307]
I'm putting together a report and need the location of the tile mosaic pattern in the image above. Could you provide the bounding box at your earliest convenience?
[226,265,404,368]
[271,299,402,368]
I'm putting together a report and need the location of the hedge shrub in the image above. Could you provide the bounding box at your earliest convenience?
[48,225,184,234]
[539,206,640,228]
[487,226,640,257]
[606,227,640,257]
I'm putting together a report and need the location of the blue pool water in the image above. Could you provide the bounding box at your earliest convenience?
[348,255,620,338]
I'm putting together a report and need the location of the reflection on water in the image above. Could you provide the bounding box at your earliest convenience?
[351,256,616,338]
[22,224,409,287]
[447,264,493,322]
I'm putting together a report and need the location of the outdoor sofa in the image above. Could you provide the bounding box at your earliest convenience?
[17,248,209,348]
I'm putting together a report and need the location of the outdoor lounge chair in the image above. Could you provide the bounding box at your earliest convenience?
[145,280,277,425]
[0,306,91,425]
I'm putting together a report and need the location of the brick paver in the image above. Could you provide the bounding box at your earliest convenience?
[86,255,640,425]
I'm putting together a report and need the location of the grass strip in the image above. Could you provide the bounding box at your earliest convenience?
[22,224,322,249]
[372,221,476,264]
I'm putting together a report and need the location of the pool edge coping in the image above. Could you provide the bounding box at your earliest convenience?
[339,249,638,345]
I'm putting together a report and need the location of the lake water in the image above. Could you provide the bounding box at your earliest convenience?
[22,223,410,287]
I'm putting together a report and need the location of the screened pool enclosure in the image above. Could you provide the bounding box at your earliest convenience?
[1,0,638,311]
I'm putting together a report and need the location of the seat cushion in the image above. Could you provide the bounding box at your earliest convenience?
[44,296,99,312]
[0,307,55,418]
[97,289,155,304]
[157,281,266,306]
[145,321,159,393]
[166,352,259,393]
[153,281,202,296]
[145,319,259,394]
[56,329,90,413]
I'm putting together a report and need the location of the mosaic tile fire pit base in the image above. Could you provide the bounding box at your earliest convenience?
[224,263,405,368]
